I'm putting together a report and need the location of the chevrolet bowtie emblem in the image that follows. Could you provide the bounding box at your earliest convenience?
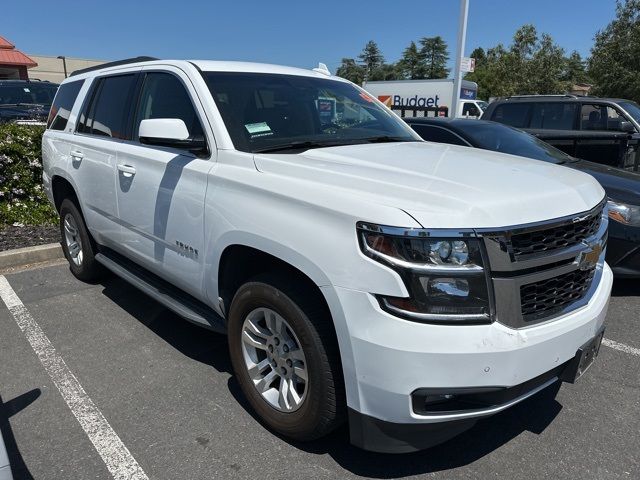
[577,243,602,270]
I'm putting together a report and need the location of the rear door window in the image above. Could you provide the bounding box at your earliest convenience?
[490,103,531,128]
[47,80,83,130]
[77,74,137,139]
[529,103,577,130]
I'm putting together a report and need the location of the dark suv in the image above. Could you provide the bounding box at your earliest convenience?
[0,79,59,125]
[482,95,640,170]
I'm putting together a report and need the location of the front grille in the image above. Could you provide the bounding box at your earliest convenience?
[510,211,602,259]
[520,267,596,322]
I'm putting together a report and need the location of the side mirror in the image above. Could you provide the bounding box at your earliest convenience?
[139,118,207,155]
[620,121,636,133]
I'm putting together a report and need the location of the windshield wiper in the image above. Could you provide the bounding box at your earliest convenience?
[254,140,353,153]
[362,135,412,143]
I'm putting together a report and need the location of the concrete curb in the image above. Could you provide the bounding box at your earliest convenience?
[0,243,63,269]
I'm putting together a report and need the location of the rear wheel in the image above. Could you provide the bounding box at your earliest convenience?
[59,198,104,281]
[228,273,344,441]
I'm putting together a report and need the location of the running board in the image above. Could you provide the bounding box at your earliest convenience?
[95,250,226,334]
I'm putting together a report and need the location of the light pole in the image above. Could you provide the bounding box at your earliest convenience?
[451,0,469,118]
[57,55,68,78]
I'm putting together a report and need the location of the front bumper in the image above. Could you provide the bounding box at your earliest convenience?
[326,262,613,453]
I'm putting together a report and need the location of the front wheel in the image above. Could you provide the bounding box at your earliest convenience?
[59,198,104,281]
[227,273,345,441]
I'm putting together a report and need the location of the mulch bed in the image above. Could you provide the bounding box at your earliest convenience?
[0,224,60,252]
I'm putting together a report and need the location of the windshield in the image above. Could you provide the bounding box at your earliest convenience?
[0,83,58,106]
[619,101,640,123]
[202,72,418,153]
[455,121,573,164]
[477,101,489,111]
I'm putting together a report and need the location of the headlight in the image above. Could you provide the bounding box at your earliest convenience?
[607,200,640,226]
[357,222,493,324]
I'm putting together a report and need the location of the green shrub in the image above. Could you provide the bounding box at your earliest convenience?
[0,124,57,226]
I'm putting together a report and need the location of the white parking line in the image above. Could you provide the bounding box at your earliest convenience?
[602,338,640,357]
[0,275,149,480]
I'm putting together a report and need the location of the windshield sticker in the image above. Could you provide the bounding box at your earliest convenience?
[23,88,31,93]
[359,92,374,103]
[245,122,273,136]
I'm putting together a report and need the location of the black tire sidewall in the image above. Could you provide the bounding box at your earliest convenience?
[59,199,100,281]
[228,280,335,440]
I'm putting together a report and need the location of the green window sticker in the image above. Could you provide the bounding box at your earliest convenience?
[245,122,272,135]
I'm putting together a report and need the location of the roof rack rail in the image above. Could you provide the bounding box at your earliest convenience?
[507,94,578,99]
[69,56,158,77]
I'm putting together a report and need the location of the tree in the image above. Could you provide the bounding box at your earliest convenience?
[336,58,365,84]
[397,41,423,79]
[563,51,590,85]
[589,0,640,101]
[469,47,486,68]
[530,33,569,94]
[369,63,401,81]
[358,40,384,79]
[465,25,572,100]
[419,36,450,79]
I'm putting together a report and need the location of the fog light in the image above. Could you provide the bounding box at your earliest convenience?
[422,277,470,298]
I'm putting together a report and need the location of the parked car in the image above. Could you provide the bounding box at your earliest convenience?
[43,58,611,453]
[0,79,58,125]
[405,117,640,278]
[482,95,640,171]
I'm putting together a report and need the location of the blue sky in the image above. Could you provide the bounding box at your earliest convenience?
[4,0,617,72]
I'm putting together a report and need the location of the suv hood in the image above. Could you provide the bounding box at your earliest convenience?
[254,142,605,229]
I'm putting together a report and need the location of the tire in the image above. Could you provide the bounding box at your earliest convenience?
[228,273,345,441]
[59,198,104,282]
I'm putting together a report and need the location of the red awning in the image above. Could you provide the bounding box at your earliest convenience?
[0,50,37,67]
[0,36,37,68]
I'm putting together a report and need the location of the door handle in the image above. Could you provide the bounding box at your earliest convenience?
[70,150,83,161]
[117,164,136,177]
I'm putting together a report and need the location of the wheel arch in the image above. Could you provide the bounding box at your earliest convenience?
[215,238,332,317]
[51,173,80,212]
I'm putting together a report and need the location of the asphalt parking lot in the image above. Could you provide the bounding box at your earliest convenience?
[0,260,638,480]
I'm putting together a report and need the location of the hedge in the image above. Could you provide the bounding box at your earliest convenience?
[0,124,57,225]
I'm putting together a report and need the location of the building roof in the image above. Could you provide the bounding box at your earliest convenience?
[0,35,37,67]
[0,36,15,49]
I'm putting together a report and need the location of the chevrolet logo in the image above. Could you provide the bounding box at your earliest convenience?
[576,243,602,271]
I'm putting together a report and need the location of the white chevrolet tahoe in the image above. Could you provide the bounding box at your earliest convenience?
[42,57,612,453]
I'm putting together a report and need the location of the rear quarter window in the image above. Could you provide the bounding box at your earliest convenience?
[529,103,577,130]
[47,80,84,130]
[490,103,531,128]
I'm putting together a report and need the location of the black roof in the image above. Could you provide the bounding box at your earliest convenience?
[403,117,496,128]
[496,95,633,104]
[0,79,58,86]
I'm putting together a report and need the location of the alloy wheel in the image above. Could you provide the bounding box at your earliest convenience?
[63,213,83,267]
[240,307,308,412]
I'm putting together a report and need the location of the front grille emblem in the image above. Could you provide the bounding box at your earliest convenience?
[576,243,602,271]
